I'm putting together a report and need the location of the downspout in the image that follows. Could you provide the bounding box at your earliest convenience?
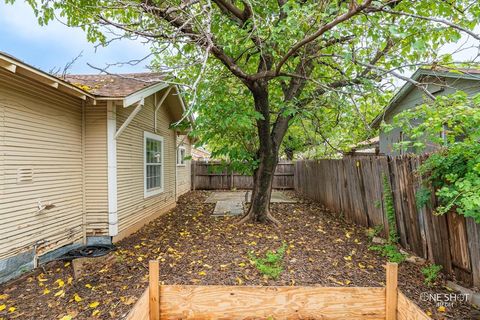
[107,101,118,237]
[174,130,178,201]
[81,100,87,244]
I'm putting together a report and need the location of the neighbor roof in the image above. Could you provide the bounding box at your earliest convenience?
[64,73,165,97]
[370,67,480,128]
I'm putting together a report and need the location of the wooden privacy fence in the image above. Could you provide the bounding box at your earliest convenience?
[295,156,480,288]
[191,160,294,190]
[127,261,430,320]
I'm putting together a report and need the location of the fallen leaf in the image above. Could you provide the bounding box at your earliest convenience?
[8,307,15,313]
[0,305,5,311]
[85,284,93,289]
[60,316,72,320]
[43,288,50,295]
[89,301,100,308]
[92,309,100,317]
[74,293,82,302]
[437,306,446,312]
[0,294,7,300]
[198,271,206,276]
[54,290,65,297]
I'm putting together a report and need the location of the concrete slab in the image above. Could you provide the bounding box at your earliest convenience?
[205,191,296,203]
[212,200,244,216]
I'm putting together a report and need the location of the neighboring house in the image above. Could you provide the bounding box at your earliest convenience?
[191,147,211,161]
[371,68,480,156]
[0,52,191,282]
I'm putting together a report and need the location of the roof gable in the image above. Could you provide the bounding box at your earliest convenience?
[371,68,480,128]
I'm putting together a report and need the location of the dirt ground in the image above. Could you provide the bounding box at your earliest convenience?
[0,191,478,320]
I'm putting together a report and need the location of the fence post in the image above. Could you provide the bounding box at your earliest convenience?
[386,262,398,320]
[149,260,160,320]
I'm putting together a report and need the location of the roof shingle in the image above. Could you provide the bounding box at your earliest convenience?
[64,73,165,97]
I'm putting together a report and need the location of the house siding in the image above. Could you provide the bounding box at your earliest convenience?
[176,135,191,197]
[115,93,177,237]
[0,70,84,261]
[379,77,480,155]
[85,102,108,235]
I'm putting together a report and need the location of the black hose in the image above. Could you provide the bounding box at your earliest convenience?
[58,244,116,261]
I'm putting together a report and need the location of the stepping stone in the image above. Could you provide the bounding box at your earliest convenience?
[213,200,244,216]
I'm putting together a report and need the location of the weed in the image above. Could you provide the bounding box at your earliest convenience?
[249,243,287,279]
[369,244,406,263]
[421,264,442,286]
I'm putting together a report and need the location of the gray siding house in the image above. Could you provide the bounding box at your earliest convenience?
[371,68,480,155]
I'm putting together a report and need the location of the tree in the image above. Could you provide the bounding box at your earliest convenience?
[13,0,480,224]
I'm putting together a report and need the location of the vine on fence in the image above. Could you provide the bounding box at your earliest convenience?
[385,92,480,223]
[370,174,405,263]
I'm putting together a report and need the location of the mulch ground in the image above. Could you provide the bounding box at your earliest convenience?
[0,191,478,320]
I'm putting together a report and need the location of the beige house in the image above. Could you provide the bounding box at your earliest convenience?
[0,52,192,282]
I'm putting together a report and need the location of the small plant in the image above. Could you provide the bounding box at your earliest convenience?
[370,244,406,263]
[421,264,442,286]
[249,243,287,280]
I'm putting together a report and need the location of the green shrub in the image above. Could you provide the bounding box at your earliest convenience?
[249,243,287,279]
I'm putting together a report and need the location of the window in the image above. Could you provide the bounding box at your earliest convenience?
[144,132,164,197]
[177,146,186,166]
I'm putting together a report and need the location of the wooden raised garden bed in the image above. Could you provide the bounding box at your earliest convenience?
[127,261,430,320]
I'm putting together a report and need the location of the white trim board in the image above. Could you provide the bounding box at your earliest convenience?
[107,101,118,236]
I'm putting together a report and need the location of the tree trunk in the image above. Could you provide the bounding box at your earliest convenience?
[240,81,282,226]
[240,150,280,225]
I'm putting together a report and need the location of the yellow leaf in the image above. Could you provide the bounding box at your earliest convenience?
[55,279,65,288]
[0,305,5,311]
[220,264,228,269]
[92,310,100,317]
[74,293,82,302]
[236,277,243,285]
[345,232,351,238]
[426,311,432,316]
[67,277,73,285]
[60,316,73,320]
[0,294,7,300]
[54,290,65,297]
[137,257,143,262]
[89,301,100,308]
[437,306,446,312]
[358,262,366,269]
[43,288,51,295]
[8,307,15,313]
[238,262,246,267]
[343,256,352,261]
[345,280,351,285]
[85,284,92,289]
[198,271,206,276]
[37,275,48,282]
[64,262,71,267]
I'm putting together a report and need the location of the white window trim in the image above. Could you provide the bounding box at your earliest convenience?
[144,131,164,198]
[177,146,186,167]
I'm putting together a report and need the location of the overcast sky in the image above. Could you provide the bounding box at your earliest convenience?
[0,2,478,77]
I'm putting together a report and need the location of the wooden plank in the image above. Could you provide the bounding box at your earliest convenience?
[149,260,160,320]
[159,285,386,320]
[396,291,431,320]
[466,218,480,287]
[386,262,398,320]
[125,289,149,320]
